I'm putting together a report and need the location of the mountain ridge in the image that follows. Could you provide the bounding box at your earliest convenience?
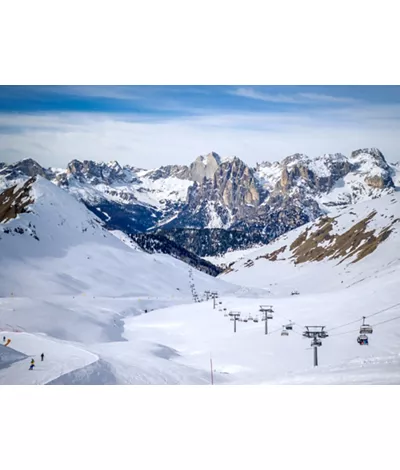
[1,148,399,257]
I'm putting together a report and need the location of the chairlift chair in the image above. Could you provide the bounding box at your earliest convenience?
[267,313,273,320]
[285,324,293,331]
[243,317,248,323]
[248,314,254,321]
[360,317,373,334]
[311,338,322,347]
[357,334,369,345]
[281,329,289,336]
[253,316,259,323]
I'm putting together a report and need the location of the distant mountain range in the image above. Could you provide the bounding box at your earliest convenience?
[1,148,399,257]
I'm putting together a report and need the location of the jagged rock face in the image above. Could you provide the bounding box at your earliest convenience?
[277,153,352,194]
[216,157,260,208]
[145,164,190,181]
[164,156,261,229]
[0,177,35,223]
[67,159,133,185]
[189,152,221,183]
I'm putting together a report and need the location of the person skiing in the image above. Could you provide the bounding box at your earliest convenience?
[2,336,5,342]
[41,353,44,361]
[30,359,35,365]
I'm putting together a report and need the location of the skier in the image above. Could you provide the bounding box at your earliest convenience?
[41,353,44,361]
[2,336,5,342]
[30,359,35,366]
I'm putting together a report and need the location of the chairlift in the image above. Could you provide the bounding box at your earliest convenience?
[243,317,248,323]
[360,317,373,335]
[291,290,300,295]
[285,323,293,331]
[253,316,259,323]
[224,312,228,317]
[357,334,369,345]
[267,312,273,320]
[248,314,254,321]
[281,329,289,336]
[311,338,322,347]
[319,331,329,338]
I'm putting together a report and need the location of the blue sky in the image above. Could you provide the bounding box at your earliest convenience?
[0,86,399,167]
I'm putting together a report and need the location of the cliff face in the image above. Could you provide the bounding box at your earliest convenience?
[0,178,35,223]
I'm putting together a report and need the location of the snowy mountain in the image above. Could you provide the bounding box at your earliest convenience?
[220,190,400,295]
[2,176,400,385]
[0,176,248,337]
[1,148,399,257]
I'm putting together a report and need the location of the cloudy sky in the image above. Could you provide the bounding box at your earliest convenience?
[0,85,399,168]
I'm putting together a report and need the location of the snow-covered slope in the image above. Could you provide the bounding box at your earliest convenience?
[204,245,264,268]
[0,177,255,338]
[0,176,267,384]
[109,229,143,251]
[220,191,400,295]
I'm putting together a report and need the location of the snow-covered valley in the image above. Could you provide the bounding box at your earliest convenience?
[1,176,400,385]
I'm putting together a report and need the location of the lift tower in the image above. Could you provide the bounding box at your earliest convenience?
[303,326,329,367]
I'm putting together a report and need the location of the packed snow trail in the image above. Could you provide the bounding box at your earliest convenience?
[0,332,98,385]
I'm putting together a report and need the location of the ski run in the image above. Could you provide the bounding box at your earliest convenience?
[1,176,400,384]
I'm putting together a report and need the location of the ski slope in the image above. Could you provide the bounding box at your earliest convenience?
[0,332,97,385]
[1,176,400,384]
[121,263,400,385]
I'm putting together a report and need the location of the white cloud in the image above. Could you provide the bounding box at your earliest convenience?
[231,87,361,104]
[0,105,399,168]
[231,88,299,103]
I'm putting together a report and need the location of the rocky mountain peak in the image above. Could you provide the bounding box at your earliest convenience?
[349,148,394,189]
[281,153,309,166]
[66,159,128,185]
[0,158,47,180]
[145,164,190,181]
[189,152,222,183]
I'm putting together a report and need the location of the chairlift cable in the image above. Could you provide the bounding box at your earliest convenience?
[270,309,305,329]
[328,301,400,333]
[371,313,400,328]
[330,313,400,337]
